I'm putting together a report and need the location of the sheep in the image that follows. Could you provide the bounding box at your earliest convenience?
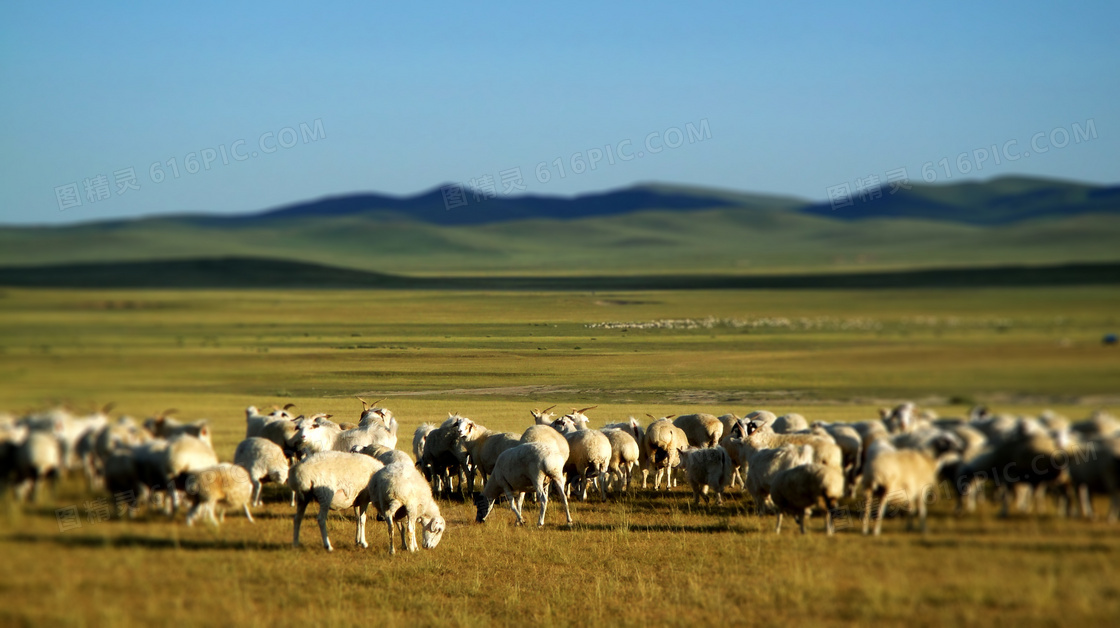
[259,416,300,462]
[289,451,385,551]
[474,442,572,527]
[771,463,845,535]
[369,462,446,554]
[644,418,689,490]
[744,410,777,429]
[859,438,952,536]
[455,421,521,489]
[676,446,734,505]
[603,417,647,488]
[772,413,809,434]
[1064,435,1120,521]
[335,398,399,452]
[742,420,843,470]
[245,404,296,438]
[740,443,815,514]
[354,444,414,467]
[529,405,558,425]
[160,431,219,515]
[1071,410,1120,439]
[421,415,473,499]
[881,402,917,434]
[103,447,144,518]
[144,412,211,445]
[0,420,28,497]
[520,424,570,461]
[955,424,1069,518]
[15,428,62,502]
[233,437,291,507]
[413,423,436,479]
[184,463,254,527]
[600,427,640,493]
[810,422,863,491]
[56,405,111,472]
[293,414,342,456]
[673,413,724,448]
[550,416,611,501]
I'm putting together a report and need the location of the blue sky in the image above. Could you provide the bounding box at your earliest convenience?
[1,1,1116,224]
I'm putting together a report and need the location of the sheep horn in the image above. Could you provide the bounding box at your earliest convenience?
[101,402,116,415]
[664,415,676,420]
[283,403,296,411]
[576,406,597,415]
[646,413,656,420]
[356,396,369,410]
[160,408,177,419]
[542,405,556,414]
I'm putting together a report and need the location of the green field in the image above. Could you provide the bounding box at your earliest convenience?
[2,286,1119,626]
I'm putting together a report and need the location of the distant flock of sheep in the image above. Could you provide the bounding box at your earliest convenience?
[2,399,1118,554]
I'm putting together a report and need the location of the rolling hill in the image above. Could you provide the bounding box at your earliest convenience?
[0,176,1116,277]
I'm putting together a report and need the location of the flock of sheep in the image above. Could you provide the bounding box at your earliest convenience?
[2,399,1118,555]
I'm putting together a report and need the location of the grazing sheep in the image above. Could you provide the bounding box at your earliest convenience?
[644,418,689,490]
[600,427,640,493]
[474,442,572,527]
[677,446,734,505]
[810,422,863,491]
[161,431,219,515]
[550,416,611,501]
[369,462,446,554]
[772,413,809,434]
[520,424,571,461]
[185,463,254,526]
[289,451,385,551]
[673,414,724,448]
[233,437,291,507]
[771,463,845,535]
[739,443,815,514]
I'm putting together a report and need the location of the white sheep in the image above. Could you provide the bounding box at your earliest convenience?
[739,443,815,514]
[770,462,845,535]
[530,405,558,425]
[15,428,62,502]
[520,424,571,461]
[600,427,640,493]
[293,414,342,456]
[603,417,647,485]
[474,442,572,527]
[859,440,943,536]
[420,415,473,499]
[810,422,864,490]
[454,419,521,489]
[289,450,385,551]
[644,418,689,490]
[743,420,842,470]
[185,463,255,526]
[673,413,724,448]
[550,416,611,501]
[772,413,809,434]
[413,423,436,478]
[677,446,734,505]
[369,462,446,554]
[354,444,414,467]
[233,437,291,507]
[336,399,398,452]
[160,431,219,515]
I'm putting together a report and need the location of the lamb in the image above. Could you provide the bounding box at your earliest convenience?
[368,462,446,554]
[743,420,843,470]
[644,418,689,490]
[474,442,572,527]
[600,427,640,493]
[233,437,291,507]
[550,416,611,501]
[184,463,254,527]
[673,413,724,448]
[772,413,809,434]
[771,463,845,535]
[677,446,734,505]
[289,451,385,551]
[859,439,947,536]
[740,443,815,514]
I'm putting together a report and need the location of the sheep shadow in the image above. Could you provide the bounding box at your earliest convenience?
[2,531,290,552]
[559,522,750,535]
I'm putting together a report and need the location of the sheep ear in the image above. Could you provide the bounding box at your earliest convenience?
[199,426,210,438]
[324,414,333,419]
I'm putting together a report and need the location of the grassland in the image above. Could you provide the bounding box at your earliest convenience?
[1,286,1119,627]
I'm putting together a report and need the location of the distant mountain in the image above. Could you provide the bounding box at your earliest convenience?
[0,176,1116,275]
[801,176,1120,225]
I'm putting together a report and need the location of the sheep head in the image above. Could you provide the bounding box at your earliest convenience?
[474,494,495,523]
[422,515,446,549]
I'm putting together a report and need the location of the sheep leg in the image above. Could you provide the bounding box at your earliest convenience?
[243,504,254,523]
[516,492,526,514]
[874,494,888,537]
[354,504,368,549]
[251,479,262,507]
[551,471,572,525]
[798,510,808,535]
[825,507,835,536]
[918,491,929,534]
[505,489,525,525]
[774,512,783,534]
[290,489,296,508]
[292,494,310,547]
[407,515,419,552]
[384,501,401,554]
[1078,484,1094,519]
